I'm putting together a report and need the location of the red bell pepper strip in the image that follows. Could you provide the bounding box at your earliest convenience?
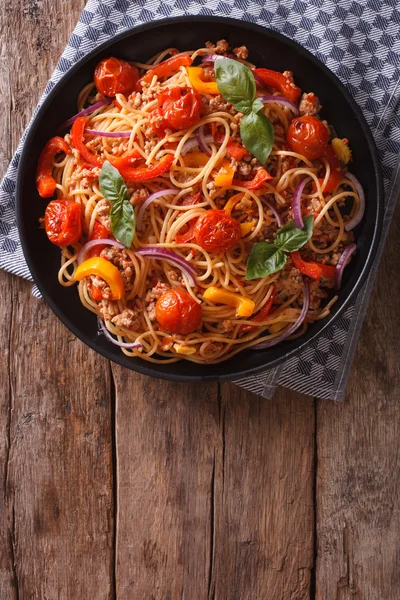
[233,168,273,190]
[253,68,301,103]
[90,284,105,301]
[36,136,72,198]
[320,145,342,193]
[136,54,193,89]
[117,154,174,182]
[238,286,276,333]
[71,117,141,168]
[214,132,247,160]
[87,220,110,258]
[290,250,336,280]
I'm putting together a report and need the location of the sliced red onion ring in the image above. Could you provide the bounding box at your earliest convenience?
[181,134,214,156]
[292,177,312,229]
[344,173,365,231]
[136,189,177,231]
[260,196,283,227]
[254,280,310,349]
[258,95,299,115]
[136,247,197,286]
[58,98,111,131]
[98,317,141,349]
[196,125,211,156]
[201,54,231,63]
[77,238,124,265]
[85,129,132,138]
[335,243,356,290]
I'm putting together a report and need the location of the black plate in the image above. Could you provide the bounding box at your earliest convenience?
[16,16,383,382]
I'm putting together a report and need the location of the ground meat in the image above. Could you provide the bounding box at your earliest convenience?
[282,70,295,83]
[235,196,253,212]
[100,247,135,290]
[233,45,249,60]
[145,281,171,321]
[237,161,252,176]
[201,66,215,80]
[281,159,290,174]
[202,95,235,116]
[167,270,184,288]
[220,319,234,333]
[206,39,229,54]
[201,341,224,356]
[95,199,112,231]
[111,308,141,331]
[129,188,149,207]
[299,92,321,116]
[275,268,303,299]
[91,275,112,300]
[100,300,120,321]
[309,281,329,310]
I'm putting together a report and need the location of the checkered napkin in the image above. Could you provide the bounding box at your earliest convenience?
[1,0,399,400]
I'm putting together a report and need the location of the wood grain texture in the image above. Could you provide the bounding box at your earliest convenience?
[315,200,400,600]
[113,371,315,600]
[0,1,114,598]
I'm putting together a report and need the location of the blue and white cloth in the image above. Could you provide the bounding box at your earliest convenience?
[1,0,399,400]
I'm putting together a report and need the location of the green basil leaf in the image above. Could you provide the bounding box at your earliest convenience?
[99,160,129,204]
[110,198,135,248]
[275,214,314,252]
[99,160,135,248]
[246,242,287,280]
[215,58,256,113]
[251,97,264,113]
[240,111,274,164]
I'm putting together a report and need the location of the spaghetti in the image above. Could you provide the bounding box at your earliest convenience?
[36,40,362,364]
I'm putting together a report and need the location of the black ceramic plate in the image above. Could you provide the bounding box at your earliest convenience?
[16,16,383,382]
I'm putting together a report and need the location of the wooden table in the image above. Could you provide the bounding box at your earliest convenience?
[1,2,399,598]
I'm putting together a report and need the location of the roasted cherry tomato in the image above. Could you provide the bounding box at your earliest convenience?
[44,199,82,247]
[194,209,241,253]
[155,288,202,335]
[36,136,72,198]
[94,57,139,97]
[287,116,329,160]
[157,87,203,131]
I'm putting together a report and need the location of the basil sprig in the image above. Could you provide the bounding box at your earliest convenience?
[214,58,274,164]
[99,161,135,248]
[246,215,314,280]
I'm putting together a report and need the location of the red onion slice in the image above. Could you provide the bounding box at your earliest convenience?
[344,173,365,231]
[260,196,283,227]
[181,134,214,156]
[136,247,197,286]
[254,280,310,349]
[196,125,211,156]
[58,98,111,131]
[292,177,312,229]
[77,238,125,265]
[335,243,356,290]
[85,129,132,138]
[98,318,141,349]
[258,95,299,115]
[201,54,231,63]
[136,189,178,231]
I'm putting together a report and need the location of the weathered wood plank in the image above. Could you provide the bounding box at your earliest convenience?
[211,384,315,600]
[0,1,114,598]
[316,200,400,599]
[114,368,315,600]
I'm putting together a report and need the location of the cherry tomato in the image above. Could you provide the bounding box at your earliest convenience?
[155,289,202,335]
[44,199,82,247]
[287,116,329,160]
[94,57,139,97]
[157,87,203,131]
[194,209,241,253]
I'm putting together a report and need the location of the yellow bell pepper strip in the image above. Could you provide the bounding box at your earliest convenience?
[184,152,210,167]
[224,192,244,216]
[203,286,255,317]
[240,221,255,236]
[214,159,234,187]
[331,137,352,164]
[74,257,125,300]
[173,343,197,355]
[186,67,219,95]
